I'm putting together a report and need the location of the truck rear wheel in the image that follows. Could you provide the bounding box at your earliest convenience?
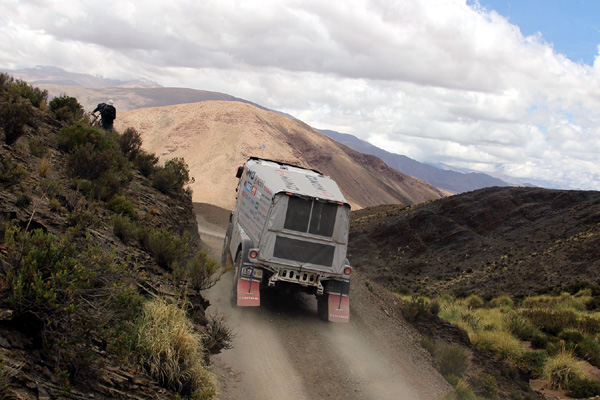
[317,295,328,321]
[230,252,241,307]
[221,224,233,267]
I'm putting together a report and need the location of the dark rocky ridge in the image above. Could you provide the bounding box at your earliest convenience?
[349,186,600,297]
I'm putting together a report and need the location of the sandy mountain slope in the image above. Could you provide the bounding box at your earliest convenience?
[115,101,446,210]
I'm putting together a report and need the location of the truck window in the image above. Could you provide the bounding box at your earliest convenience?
[284,196,337,237]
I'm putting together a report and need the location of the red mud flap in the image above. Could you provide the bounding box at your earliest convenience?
[328,294,350,323]
[236,279,260,306]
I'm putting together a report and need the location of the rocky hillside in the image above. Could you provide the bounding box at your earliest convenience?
[114,101,446,210]
[348,186,600,297]
[0,75,225,399]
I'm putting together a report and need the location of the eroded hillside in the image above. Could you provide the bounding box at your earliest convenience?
[349,186,600,297]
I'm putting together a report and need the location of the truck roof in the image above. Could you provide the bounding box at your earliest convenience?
[246,158,349,205]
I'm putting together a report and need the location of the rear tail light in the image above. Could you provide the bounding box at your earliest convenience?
[249,249,258,259]
[343,267,352,276]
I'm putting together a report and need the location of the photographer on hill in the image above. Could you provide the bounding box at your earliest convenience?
[92,100,116,131]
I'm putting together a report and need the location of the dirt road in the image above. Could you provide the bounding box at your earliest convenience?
[195,203,451,400]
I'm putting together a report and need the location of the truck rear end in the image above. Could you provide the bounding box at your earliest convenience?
[222,157,352,322]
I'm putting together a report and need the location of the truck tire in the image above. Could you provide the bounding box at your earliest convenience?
[230,252,241,307]
[221,224,233,267]
[317,294,328,321]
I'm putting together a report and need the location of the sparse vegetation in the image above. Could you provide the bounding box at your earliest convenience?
[135,298,216,398]
[0,83,225,399]
[408,290,600,395]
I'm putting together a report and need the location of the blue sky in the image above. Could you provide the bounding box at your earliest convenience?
[476,0,600,65]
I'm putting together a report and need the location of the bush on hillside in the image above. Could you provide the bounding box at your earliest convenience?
[567,377,600,398]
[173,250,221,291]
[106,195,137,219]
[118,127,143,161]
[134,150,159,177]
[0,73,48,108]
[59,123,132,200]
[49,94,84,123]
[145,228,189,269]
[0,157,28,187]
[0,96,32,145]
[153,157,194,194]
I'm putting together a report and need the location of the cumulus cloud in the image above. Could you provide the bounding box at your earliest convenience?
[1,0,599,189]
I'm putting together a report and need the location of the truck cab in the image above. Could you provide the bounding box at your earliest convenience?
[222,157,352,322]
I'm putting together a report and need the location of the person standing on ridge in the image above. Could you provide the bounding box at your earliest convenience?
[92,100,116,131]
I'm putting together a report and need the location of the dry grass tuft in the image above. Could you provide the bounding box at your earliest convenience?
[543,349,586,390]
[136,298,216,398]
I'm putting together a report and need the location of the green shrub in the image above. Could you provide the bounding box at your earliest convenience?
[146,229,188,269]
[558,329,584,344]
[28,138,46,157]
[401,296,434,322]
[135,298,216,397]
[531,332,549,349]
[60,124,132,200]
[106,195,137,219]
[434,342,469,378]
[521,308,579,335]
[153,157,194,194]
[4,77,47,108]
[543,349,586,390]
[443,378,483,400]
[113,214,138,244]
[67,143,114,180]
[472,330,524,361]
[465,294,484,309]
[470,372,498,398]
[574,336,600,368]
[173,251,220,291]
[505,312,538,341]
[134,150,159,177]
[490,294,514,308]
[49,94,84,122]
[0,96,32,145]
[517,350,548,378]
[0,158,28,186]
[579,315,600,335]
[57,122,111,153]
[118,127,143,161]
[566,377,600,398]
[15,193,31,208]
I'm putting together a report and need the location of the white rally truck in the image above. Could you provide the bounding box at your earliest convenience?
[221,157,352,322]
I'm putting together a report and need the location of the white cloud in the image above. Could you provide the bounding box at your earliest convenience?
[1,0,600,189]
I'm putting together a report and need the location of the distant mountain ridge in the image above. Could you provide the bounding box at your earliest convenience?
[320,129,512,194]
[6,65,161,89]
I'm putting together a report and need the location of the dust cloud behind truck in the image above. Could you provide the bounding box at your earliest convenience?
[221,157,352,322]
